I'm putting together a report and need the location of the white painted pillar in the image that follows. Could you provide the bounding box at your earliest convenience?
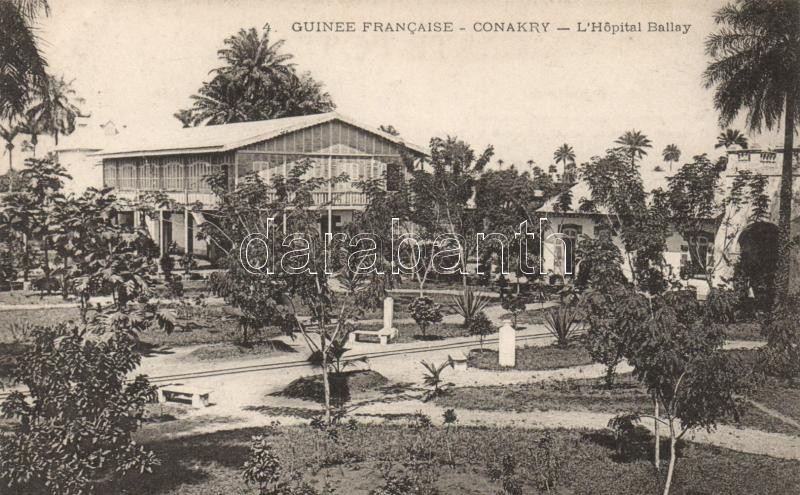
[327,155,333,235]
[498,319,516,367]
[184,207,191,255]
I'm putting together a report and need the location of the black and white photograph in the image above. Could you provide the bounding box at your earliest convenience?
[0,0,798,493]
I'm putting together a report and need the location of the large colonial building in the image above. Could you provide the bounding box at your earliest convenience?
[538,146,800,297]
[94,112,427,259]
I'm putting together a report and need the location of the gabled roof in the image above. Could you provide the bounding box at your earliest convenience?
[93,112,428,159]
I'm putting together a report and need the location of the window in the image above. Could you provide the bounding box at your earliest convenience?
[139,162,159,190]
[555,224,582,276]
[118,163,136,190]
[103,163,117,188]
[187,161,211,191]
[163,162,184,191]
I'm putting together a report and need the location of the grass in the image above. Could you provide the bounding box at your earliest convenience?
[274,370,389,405]
[187,339,296,361]
[437,374,651,415]
[111,424,800,494]
[499,306,549,326]
[467,344,593,371]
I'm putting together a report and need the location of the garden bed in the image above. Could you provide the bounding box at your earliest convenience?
[121,424,800,494]
[187,339,296,361]
[274,370,389,405]
[467,344,593,371]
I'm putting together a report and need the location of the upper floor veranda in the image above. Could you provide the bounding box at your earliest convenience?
[95,112,427,209]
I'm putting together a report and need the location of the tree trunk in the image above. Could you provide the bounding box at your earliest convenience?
[654,398,660,471]
[61,258,68,300]
[321,332,332,425]
[773,93,796,314]
[662,421,677,495]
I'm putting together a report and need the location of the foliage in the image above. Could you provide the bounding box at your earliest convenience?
[501,294,526,328]
[542,306,580,348]
[582,284,649,388]
[408,296,443,337]
[0,0,48,119]
[704,0,800,312]
[614,130,652,166]
[450,288,489,328]
[0,325,158,494]
[420,357,454,401]
[487,453,524,495]
[467,311,495,348]
[243,435,319,495]
[579,148,669,295]
[623,289,755,495]
[661,144,681,171]
[179,25,334,125]
[409,136,494,287]
[715,129,749,150]
[531,431,562,493]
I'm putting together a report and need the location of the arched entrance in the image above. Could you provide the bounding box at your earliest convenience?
[736,222,779,311]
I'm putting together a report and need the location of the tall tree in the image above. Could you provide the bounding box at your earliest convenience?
[704,0,800,312]
[28,75,84,145]
[553,143,575,169]
[714,128,749,149]
[614,130,652,166]
[0,122,20,175]
[0,0,48,119]
[179,25,334,125]
[661,144,681,171]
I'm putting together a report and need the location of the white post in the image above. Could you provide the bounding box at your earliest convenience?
[381,296,398,344]
[184,207,190,255]
[498,319,516,367]
[327,155,333,234]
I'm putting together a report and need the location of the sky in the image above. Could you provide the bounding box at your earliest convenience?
[6,0,784,174]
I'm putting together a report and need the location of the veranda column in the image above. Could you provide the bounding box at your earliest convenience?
[327,155,333,235]
[158,209,166,257]
[184,207,191,256]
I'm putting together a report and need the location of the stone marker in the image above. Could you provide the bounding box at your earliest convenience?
[349,296,398,345]
[498,319,516,367]
[383,296,394,330]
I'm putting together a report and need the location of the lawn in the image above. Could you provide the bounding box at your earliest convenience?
[467,344,593,371]
[437,374,651,415]
[112,423,800,494]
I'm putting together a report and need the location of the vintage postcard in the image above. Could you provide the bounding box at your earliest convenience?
[0,0,798,493]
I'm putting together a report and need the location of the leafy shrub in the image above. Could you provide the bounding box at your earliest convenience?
[0,326,158,494]
[542,306,580,348]
[243,435,319,495]
[488,453,524,495]
[409,296,443,338]
[420,357,454,401]
[501,295,526,328]
[467,311,495,348]
[531,431,561,492]
[451,288,489,327]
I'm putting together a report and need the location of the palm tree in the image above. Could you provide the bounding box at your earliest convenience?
[661,144,681,171]
[213,25,294,100]
[714,128,749,149]
[0,0,49,119]
[17,110,44,156]
[497,159,504,170]
[705,0,800,312]
[189,75,251,125]
[614,130,652,166]
[0,122,21,191]
[553,143,576,168]
[173,109,195,128]
[28,75,84,145]
[554,143,576,183]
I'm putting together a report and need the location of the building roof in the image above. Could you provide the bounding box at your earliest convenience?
[55,118,123,152]
[93,112,428,159]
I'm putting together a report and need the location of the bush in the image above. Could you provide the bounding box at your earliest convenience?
[409,296,443,338]
[542,306,580,348]
[451,288,490,327]
[501,295,526,328]
[243,435,319,495]
[467,311,495,348]
[0,326,158,494]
